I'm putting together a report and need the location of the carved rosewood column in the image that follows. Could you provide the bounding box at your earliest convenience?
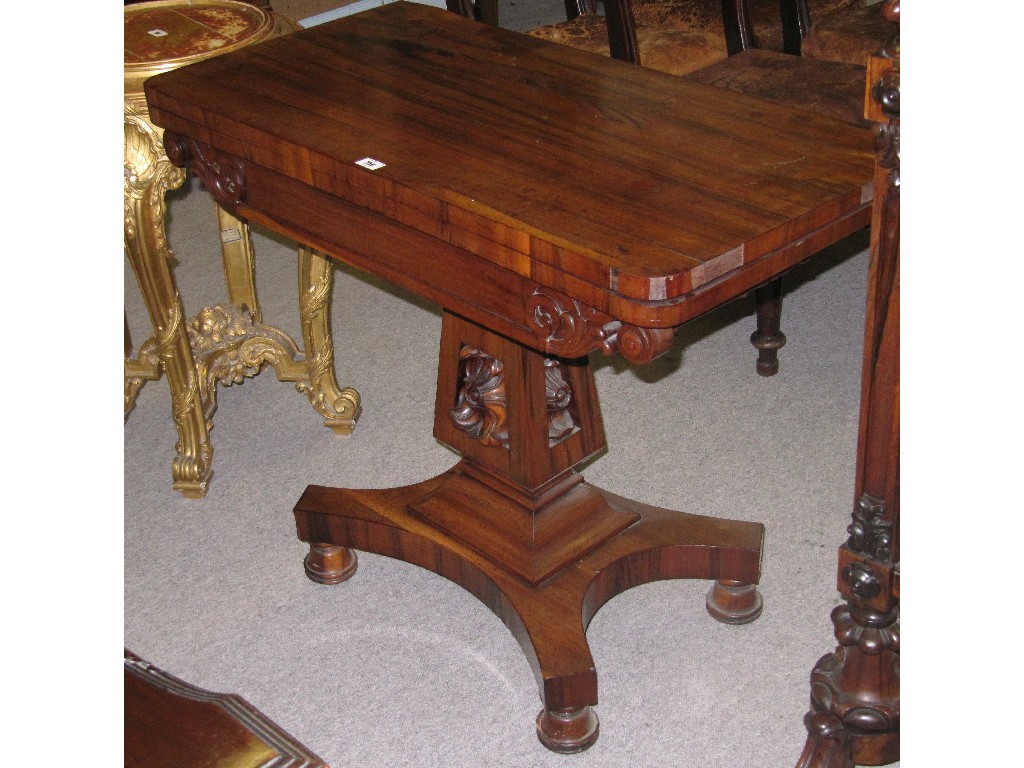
[795,7,900,766]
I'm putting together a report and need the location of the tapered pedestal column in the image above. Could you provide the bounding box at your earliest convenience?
[295,311,764,752]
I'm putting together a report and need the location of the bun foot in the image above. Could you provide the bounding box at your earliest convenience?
[304,543,358,584]
[706,579,763,624]
[536,706,599,753]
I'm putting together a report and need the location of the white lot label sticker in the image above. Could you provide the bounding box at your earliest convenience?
[355,157,386,171]
[148,28,169,37]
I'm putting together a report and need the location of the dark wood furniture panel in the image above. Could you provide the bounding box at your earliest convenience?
[125,650,328,768]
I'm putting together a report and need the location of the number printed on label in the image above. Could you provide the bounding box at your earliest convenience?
[355,157,386,171]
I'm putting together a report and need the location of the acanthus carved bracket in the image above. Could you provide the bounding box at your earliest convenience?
[525,289,675,364]
[163,131,248,213]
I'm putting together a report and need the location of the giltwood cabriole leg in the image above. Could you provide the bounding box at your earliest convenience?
[127,110,362,498]
[294,246,361,434]
[125,112,214,497]
[751,278,786,377]
[199,227,362,435]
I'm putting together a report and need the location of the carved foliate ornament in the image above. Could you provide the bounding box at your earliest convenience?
[449,348,581,449]
[526,289,675,364]
[526,290,615,358]
[164,133,247,211]
[847,493,892,562]
[544,358,578,443]
[451,347,510,448]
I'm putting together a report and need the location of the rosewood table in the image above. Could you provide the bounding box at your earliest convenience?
[144,2,874,752]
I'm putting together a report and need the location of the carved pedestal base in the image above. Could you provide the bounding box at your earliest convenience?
[293,467,764,752]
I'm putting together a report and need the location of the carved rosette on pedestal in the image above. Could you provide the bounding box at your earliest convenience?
[451,347,510,448]
[450,346,581,449]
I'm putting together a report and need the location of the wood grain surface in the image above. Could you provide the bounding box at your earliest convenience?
[145,2,873,311]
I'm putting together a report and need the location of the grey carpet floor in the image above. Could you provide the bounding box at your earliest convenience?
[122,2,899,765]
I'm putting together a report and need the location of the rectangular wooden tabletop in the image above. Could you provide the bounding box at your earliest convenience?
[145,1,873,325]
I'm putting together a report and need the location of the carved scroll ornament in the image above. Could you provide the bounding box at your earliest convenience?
[525,289,675,364]
[163,132,247,212]
[526,290,615,359]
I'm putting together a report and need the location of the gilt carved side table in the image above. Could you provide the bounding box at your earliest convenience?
[124,0,361,498]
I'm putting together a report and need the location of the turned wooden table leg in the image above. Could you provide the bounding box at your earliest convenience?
[798,27,900,766]
[796,602,899,768]
[751,278,786,377]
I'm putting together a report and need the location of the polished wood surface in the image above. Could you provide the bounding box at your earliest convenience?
[145,3,872,317]
[125,650,328,768]
[145,2,874,753]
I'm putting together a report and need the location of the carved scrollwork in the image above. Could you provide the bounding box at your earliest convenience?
[124,116,187,244]
[451,347,510,448]
[526,290,615,358]
[163,132,247,211]
[161,130,193,169]
[544,358,578,443]
[847,493,892,562]
[525,289,675,364]
[612,324,676,364]
[841,562,882,600]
